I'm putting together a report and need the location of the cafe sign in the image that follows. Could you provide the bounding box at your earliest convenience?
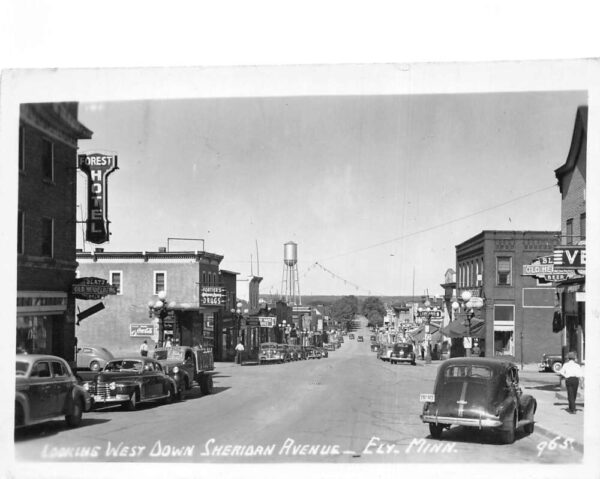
[78,151,118,244]
[258,317,275,328]
[72,277,117,300]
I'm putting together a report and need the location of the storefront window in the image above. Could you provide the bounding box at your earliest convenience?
[16,315,53,354]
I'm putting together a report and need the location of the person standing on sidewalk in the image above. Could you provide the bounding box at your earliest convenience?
[558,351,584,414]
[234,340,245,365]
[140,340,149,357]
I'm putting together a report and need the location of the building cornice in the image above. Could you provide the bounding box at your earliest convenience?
[20,103,93,148]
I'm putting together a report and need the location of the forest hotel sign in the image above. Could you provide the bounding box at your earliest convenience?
[78,151,118,244]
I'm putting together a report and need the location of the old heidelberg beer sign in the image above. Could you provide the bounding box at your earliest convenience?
[72,277,118,300]
[78,151,118,244]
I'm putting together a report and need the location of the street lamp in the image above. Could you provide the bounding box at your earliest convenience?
[423,300,432,364]
[230,301,243,342]
[460,290,475,356]
[148,291,176,346]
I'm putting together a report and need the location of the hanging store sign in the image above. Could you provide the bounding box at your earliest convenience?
[258,317,275,328]
[72,277,118,300]
[416,310,442,318]
[524,255,576,282]
[553,245,586,270]
[78,151,118,244]
[200,286,226,306]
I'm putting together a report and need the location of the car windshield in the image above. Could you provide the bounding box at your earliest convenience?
[261,343,277,349]
[16,361,30,376]
[444,365,492,379]
[104,360,143,372]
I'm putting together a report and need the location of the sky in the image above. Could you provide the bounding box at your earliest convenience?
[75,91,587,298]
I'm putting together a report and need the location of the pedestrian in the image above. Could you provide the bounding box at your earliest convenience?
[140,340,149,357]
[557,351,584,414]
[234,340,245,365]
[165,336,172,348]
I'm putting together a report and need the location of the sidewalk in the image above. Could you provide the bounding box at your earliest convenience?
[519,363,584,452]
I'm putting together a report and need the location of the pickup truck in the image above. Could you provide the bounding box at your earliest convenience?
[153,346,215,397]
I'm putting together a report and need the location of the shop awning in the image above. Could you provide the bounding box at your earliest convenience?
[408,324,440,341]
[441,318,486,338]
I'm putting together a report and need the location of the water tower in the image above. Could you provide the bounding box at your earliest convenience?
[281,241,301,305]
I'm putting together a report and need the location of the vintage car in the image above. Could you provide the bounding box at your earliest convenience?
[324,343,336,352]
[83,357,179,410]
[371,342,380,352]
[76,345,114,371]
[349,334,355,340]
[316,347,328,358]
[420,358,536,444]
[390,342,416,365]
[259,342,285,364]
[305,347,321,359]
[357,336,364,342]
[377,343,394,361]
[15,354,92,429]
[370,335,376,342]
[538,353,563,373]
[153,346,214,396]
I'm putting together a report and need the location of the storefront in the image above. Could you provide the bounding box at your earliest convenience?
[556,277,585,362]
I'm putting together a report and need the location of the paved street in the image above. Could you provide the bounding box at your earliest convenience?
[14,318,582,465]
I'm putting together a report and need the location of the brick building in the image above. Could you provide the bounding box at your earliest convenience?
[554,105,587,362]
[75,249,237,359]
[454,230,561,363]
[17,103,92,361]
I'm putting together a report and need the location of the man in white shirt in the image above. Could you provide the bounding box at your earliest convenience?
[235,341,245,365]
[140,340,149,357]
[558,351,584,414]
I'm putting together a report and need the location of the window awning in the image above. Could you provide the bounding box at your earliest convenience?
[441,318,486,338]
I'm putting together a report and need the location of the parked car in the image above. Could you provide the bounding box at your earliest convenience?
[305,347,320,359]
[82,357,179,410]
[324,343,336,352]
[317,347,328,358]
[390,342,416,365]
[349,334,355,340]
[277,344,292,362]
[259,342,284,364]
[538,353,563,373]
[15,354,92,429]
[357,336,364,342]
[420,357,536,444]
[153,345,214,397]
[377,343,394,361]
[76,346,114,371]
[370,335,376,342]
[371,342,380,352]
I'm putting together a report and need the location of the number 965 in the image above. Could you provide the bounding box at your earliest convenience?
[537,436,574,457]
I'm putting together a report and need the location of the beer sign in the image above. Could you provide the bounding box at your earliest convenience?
[78,151,118,244]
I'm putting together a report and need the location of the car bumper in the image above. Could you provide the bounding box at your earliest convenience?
[538,362,551,371]
[390,357,414,362]
[91,394,130,405]
[259,357,282,362]
[420,414,503,428]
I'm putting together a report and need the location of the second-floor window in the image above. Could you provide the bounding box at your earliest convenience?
[42,139,54,181]
[41,217,53,257]
[18,210,24,254]
[110,271,122,295]
[154,271,166,295]
[496,256,512,286]
[566,218,573,245]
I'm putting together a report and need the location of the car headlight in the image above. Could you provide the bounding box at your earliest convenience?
[109,382,117,390]
[173,366,179,374]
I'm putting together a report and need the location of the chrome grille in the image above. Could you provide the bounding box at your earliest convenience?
[92,382,110,399]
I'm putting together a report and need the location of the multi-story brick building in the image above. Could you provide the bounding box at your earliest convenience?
[17,103,92,361]
[75,249,236,359]
[454,230,561,363]
[554,105,587,362]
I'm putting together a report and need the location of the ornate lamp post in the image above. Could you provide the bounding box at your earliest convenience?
[460,290,475,356]
[230,301,243,342]
[148,290,176,347]
[423,300,432,364]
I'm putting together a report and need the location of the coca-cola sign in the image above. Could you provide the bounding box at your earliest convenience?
[129,324,156,337]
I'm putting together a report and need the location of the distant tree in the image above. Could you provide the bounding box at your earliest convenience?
[330,295,359,325]
[361,296,386,319]
[367,310,384,328]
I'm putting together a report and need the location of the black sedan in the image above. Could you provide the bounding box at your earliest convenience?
[83,357,179,410]
[390,342,416,365]
[420,357,536,444]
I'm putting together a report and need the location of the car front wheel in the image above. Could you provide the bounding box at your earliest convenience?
[429,423,444,439]
[89,360,101,371]
[65,398,83,427]
[124,391,137,411]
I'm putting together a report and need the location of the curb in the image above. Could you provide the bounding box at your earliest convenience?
[533,423,584,454]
